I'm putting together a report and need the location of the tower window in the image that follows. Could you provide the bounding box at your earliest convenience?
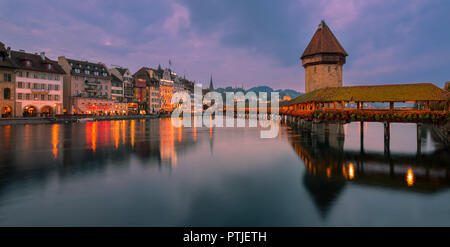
[328,66,330,72]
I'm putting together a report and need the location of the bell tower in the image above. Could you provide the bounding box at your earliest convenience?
[301,20,348,93]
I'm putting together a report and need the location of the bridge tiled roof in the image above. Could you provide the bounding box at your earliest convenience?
[281,83,450,106]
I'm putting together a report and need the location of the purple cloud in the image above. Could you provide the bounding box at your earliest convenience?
[1,0,449,92]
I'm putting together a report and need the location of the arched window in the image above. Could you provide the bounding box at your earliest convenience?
[4,88,11,100]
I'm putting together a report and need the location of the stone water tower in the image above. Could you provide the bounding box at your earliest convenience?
[301,20,348,93]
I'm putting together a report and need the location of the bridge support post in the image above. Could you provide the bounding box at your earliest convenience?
[337,123,344,137]
[311,122,317,136]
[417,123,422,156]
[384,121,390,156]
[360,121,364,153]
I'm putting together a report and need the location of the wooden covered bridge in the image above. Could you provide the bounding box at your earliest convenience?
[280,83,449,123]
[279,82,450,147]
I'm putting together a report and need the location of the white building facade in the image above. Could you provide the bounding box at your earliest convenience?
[12,51,64,116]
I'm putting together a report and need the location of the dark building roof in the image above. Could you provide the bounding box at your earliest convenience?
[281,83,450,106]
[111,73,123,83]
[133,67,159,87]
[65,58,110,79]
[115,67,128,76]
[0,42,15,69]
[301,20,348,59]
[8,50,65,74]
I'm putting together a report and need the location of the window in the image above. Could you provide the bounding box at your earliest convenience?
[33,94,38,100]
[18,82,23,88]
[27,83,31,89]
[48,84,52,90]
[26,94,30,100]
[18,93,23,99]
[104,86,108,90]
[48,95,52,100]
[41,73,45,79]
[25,60,32,67]
[17,71,23,77]
[74,68,81,73]
[85,70,90,75]
[94,71,99,76]
[55,75,59,80]
[54,95,59,101]
[41,84,45,89]
[41,94,45,101]
[4,88,11,100]
[26,72,30,78]
[54,85,59,90]
[74,76,78,80]
[48,74,52,80]
[33,83,39,89]
[34,73,38,78]
[3,73,11,82]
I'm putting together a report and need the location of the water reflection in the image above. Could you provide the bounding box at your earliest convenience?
[0,119,448,226]
[287,122,450,218]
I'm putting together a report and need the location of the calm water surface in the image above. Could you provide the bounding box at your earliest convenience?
[0,118,449,226]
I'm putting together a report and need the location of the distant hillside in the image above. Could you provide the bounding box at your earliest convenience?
[247,86,303,99]
[213,85,302,101]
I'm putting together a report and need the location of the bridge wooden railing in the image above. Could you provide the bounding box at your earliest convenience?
[280,108,449,124]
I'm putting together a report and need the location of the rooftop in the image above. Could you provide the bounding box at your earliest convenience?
[301,20,348,59]
[281,83,450,106]
[10,50,65,74]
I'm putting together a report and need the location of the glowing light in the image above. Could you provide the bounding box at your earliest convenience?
[178,125,182,143]
[193,117,197,141]
[114,121,119,149]
[89,122,97,152]
[407,168,414,186]
[130,120,135,148]
[52,124,59,159]
[348,163,355,180]
[209,116,213,139]
[121,120,126,145]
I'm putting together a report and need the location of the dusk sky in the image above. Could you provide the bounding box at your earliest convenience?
[1,0,449,92]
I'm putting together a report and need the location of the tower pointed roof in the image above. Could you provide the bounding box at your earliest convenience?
[209,75,214,91]
[301,20,348,59]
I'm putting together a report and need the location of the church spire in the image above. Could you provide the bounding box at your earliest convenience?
[209,74,214,91]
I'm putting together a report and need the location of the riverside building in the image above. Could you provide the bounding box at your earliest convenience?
[0,42,16,118]
[12,50,64,117]
[58,57,127,115]
[133,67,161,114]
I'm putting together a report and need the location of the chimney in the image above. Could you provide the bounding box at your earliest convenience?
[40,52,45,61]
[7,47,11,58]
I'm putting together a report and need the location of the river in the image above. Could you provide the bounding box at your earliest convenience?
[0,118,449,226]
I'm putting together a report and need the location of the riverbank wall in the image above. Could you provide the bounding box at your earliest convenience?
[0,115,170,126]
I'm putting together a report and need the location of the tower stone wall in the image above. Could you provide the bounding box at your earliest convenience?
[301,21,347,93]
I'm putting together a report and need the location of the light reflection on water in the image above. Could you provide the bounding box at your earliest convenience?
[0,118,448,226]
